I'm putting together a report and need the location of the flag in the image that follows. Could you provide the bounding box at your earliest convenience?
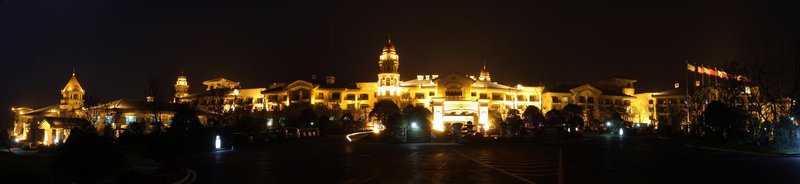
[687,63,696,72]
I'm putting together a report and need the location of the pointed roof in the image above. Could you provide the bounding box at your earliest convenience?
[382,36,396,52]
[63,73,84,92]
[480,62,490,76]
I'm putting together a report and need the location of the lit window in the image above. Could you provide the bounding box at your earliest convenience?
[105,116,113,124]
[125,116,136,124]
[415,93,425,99]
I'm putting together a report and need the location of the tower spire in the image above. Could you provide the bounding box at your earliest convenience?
[72,67,75,76]
[387,33,391,44]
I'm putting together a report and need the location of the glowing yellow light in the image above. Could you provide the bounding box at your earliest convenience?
[372,125,381,134]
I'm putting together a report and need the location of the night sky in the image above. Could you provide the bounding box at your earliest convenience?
[1,0,798,121]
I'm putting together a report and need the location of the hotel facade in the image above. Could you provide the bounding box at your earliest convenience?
[174,39,666,132]
[12,39,699,144]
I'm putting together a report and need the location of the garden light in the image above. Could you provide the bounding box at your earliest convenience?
[215,135,222,149]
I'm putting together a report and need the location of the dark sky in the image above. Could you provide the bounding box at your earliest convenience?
[1,0,798,120]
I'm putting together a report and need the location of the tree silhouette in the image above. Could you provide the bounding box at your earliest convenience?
[369,100,400,128]
[562,104,585,128]
[522,105,545,128]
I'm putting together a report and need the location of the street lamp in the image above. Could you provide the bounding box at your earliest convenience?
[411,122,419,129]
[606,122,611,127]
[619,128,624,136]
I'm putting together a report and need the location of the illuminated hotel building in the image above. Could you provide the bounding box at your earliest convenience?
[171,39,689,131]
[11,72,91,145]
[175,39,548,131]
[12,39,696,143]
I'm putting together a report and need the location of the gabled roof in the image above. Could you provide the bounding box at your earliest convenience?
[22,105,60,116]
[652,88,685,97]
[62,74,84,92]
[182,88,234,98]
[93,99,219,115]
[433,72,476,83]
[42,117,91,129]
[263,86,287,94]
[401,78,436,87]
[471,80,513,89]
[545,84,580,93]
[318,82,359,89]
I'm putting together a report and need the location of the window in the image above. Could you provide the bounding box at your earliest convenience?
[445,87,462,97]
[346,94,356,101]
[359,94,369,100]
[552,96,561,103]
[429,91,436,96]
[492,93,503,100]
[360,104,369,109]
[105,116,113,124]
[317,93,324,100]
[579,96,586,103]
[331,93,341,101]
[562,97,569,103]
[648,100,654,104]
[588,97,595,103]
[530,95,539,101]
[471,92,477,97]
[518,95,525,100]
[125,115,136,124]
[347,104,355,109]
[480,93,489,99]
[415,93,425,99]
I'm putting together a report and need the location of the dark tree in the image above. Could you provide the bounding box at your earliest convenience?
[522,105,545,128]
[369,100,401,128]
[403,106,432,130]
[505,109,523,137]
[51,128,124,183]
[545,109,565,126]
[299,108,317,128]
[562,104,585,129]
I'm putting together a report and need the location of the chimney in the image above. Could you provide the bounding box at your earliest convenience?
[326,76,335,84]
[417,75,424,80]
[674,83,680,89]
[311,75,317,80]
[425,75,431,80]
[432,75,438,79]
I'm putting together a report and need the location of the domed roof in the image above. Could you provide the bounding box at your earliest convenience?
[63,73,84,92]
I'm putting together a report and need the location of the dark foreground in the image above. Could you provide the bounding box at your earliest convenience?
[184,135,800,184]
